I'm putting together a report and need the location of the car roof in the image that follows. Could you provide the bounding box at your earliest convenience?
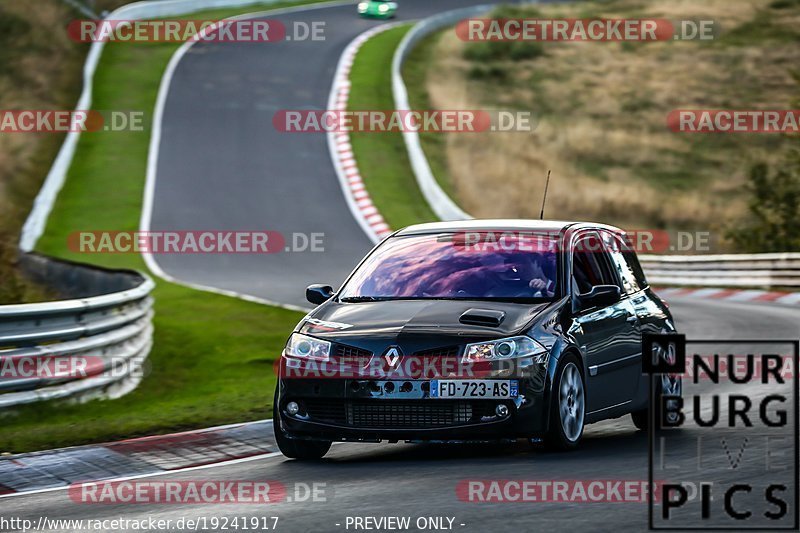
[394,219,624,236]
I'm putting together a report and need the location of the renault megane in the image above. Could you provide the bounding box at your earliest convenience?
[273,220,681,459]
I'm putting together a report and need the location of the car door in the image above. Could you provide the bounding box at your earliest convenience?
[600,230,647,401]
[568,231,640,412]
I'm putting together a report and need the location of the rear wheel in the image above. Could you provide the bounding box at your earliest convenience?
[273,391,331,460]
[632,371,682,431]
[632,336,683,430]
[544,356,585,451]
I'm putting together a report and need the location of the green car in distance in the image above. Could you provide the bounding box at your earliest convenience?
[358,0,397,18]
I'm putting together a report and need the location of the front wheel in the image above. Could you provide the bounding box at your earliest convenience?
[273,392,331,460]
[544,356,585,451]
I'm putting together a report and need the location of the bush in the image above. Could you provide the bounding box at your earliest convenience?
[463,40,544,63]
[0,6,31,75]
[462,5,545,64]
[727,152,800,252]
[769,0,800,9]
[467,65,508,81]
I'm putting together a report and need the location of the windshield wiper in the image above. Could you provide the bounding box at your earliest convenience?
[339,296,385,302]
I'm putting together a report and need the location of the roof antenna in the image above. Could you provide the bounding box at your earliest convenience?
[539,169,551,220]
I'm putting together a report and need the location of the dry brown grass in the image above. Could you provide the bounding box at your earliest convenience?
[420,0,800,250]
[0,0,86,302]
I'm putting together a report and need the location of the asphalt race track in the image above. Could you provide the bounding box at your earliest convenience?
[6,1,798,531]
[148,0,502,308]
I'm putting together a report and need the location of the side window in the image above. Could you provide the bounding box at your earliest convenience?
[623,249,648,289]
[571,232,618,295]
[602,231,641,295]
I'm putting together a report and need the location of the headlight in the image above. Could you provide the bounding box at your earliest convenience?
[358,2,368,11]
[285,333,331,361]
[378,4,389,11]
[462,336,548,363]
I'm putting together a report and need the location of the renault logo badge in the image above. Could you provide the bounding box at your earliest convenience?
[383,346,402,369]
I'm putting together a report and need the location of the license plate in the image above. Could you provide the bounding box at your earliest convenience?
[430,380,518,399]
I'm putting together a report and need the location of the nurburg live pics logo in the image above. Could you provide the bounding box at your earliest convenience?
[644,334,799,530]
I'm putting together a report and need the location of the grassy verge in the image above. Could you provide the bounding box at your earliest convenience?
[401,31,459,202]
[347,25,438,229]
[0,1,333,453]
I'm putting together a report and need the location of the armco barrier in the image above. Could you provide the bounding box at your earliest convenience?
[391,4,492,222]
[641,253,800,288]
[0,254,154,408]
[11,0,314,406]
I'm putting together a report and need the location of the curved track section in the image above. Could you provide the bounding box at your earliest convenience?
[147,0,496,308]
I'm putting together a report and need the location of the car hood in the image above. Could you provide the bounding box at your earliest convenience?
[299,299,551,353]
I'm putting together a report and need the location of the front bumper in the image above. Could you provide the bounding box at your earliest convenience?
[276,377,549,442]
[359,9,394,18]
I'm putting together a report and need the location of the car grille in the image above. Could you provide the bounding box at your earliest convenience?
[414,346,460,358]
[333,344,373,367]
[303,399,348,424]
[304,400,496,428]
[350,401,473,427]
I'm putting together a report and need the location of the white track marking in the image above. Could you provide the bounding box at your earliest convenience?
[325,23,404,244]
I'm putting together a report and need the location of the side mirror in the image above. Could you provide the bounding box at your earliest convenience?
[577,285,621,311]
[306,284,334,305]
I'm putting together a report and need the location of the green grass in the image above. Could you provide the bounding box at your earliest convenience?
[347,25,438,229]
[401,30,461,203]
[0,1,335,454]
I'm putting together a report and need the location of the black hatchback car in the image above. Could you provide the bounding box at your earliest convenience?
[273,220,681,459]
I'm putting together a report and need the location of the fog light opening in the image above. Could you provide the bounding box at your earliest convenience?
[286,401,300,416]
[495,404,509,418]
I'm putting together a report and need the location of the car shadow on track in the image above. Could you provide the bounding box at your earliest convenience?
[278,420,651,468]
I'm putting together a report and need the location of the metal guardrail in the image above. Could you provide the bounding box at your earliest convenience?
[0,255,155,408]
[10,0,305,407]
[391,4,490,222]
[641,253,800,288]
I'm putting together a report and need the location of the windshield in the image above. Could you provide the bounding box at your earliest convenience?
[339,232,559,302]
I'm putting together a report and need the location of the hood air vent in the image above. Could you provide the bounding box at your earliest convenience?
[459,308,505,327]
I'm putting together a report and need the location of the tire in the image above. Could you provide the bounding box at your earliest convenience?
[544,355,586,451]
[272,390,331,460]
[631,374,683,431]
[631,371,682,431]
[631,406,648,431]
